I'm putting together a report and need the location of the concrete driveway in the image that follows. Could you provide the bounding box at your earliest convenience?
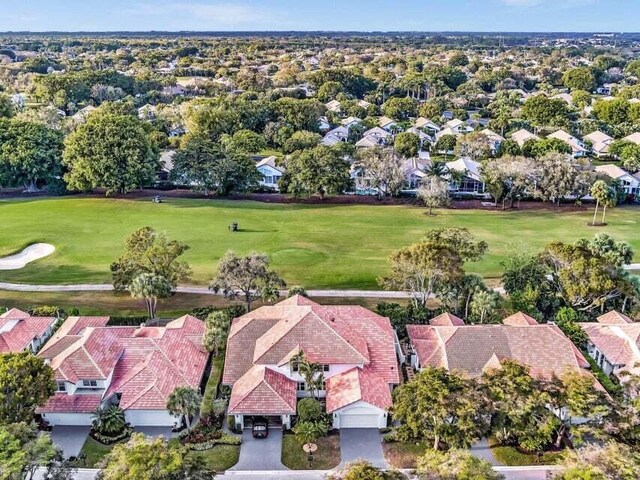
[49,426,90,459]
[231,427,287,471]
[339,429,387,469]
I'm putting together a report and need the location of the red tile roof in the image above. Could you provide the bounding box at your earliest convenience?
[0,313,56,353]
[326,367,392,412]
[596,311,634,325]
[582,313,640,374]
[36,393,102,414]
[39,316,110,359]
[38,315,207,413]
[223,296,399,417]
[407,314,592,380]
[430,312,465,326]
[228,366,297,415]
[503,312,539,326]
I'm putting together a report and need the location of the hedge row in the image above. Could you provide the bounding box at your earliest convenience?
[184,433,241,451]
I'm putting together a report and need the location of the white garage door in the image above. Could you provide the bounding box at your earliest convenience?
[340,414,380,428]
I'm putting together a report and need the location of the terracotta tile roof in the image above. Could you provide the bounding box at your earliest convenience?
[503,312,539,326]
[228,366,297,415]
[596,311,634,325]
[40,316,110,359]
[36,393,102,414]
[0,308,30,319]
[0,313,56,353]
[326,367,392,412]
[224,296,400,417]
[582,321,640,370]
[430,313,465,326]
[408,315,591,380]
[39,315,207,413]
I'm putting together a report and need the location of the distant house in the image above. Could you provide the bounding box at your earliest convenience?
[584,131,614,157]
[10,93,25,109]
[356,127,392,148]
[256,156,284,191]
[0,308,57,354]
[548,130,588,157]
[357,99,372,109]
[622,132,640,146]
[479,128,505,155]
[414,117,441,135]
[37,315,207,427]
[405,127,434,150]
[582,311,640,382]
[446,157,486,195]
[325,100,342,113]
[511,128,540,147]
[552,93,574,105]
[318,116,331,131]
[443,119,472,135]
[137,104,157,120]
[158,150,176,181]
[71,105,96,123]
[322,126,349,146]
[402,158,431,190]
[594,164,640,196]
[222,296,401,430]
[378,116,398,132]
[341,116,362,130]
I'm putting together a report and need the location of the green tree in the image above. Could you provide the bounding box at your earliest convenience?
[91,405,127,436]
[0,94,14,118]
[110,227,190,292]
[416,449,503,480]
[590,180,616,226]
[99,433,202,480]
[129,273,172,322]
[434,135,457,160]
[609,141,640,173]
[381,228,487,308]
[0,352,55,424]
[290,351,324,399]
[63,114,158,195]
[382,97,418,120]
[222,129,267,154]
[292,420,327,447]
[170,135,261,196]
[593,98,630,125]
[0,422,61,480]
[0,119,64,191]
[469,289,500,324]
[166,387,201,433]
[417,177,450,216]
[316,81,343,103]
[557,442,640,480]
[555,307,588,346]
[274,97,324,132]
[394,132,420,158]
[482,360,559,453]
[521,95,569,127]
[279,145,352,199]
[392,367,490,450]
[202,310,231,356]
[562,68,596,92]
[283,130,322,154]
[210,251,285,311]
[297,398,324,423]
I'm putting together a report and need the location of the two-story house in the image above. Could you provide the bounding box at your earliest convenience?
[36,315,207,428]
[222,296,401,430]
[0,308,58,354]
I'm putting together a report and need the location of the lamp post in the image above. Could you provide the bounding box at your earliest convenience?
[303,442,318,468]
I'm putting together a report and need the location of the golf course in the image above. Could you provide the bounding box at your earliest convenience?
[0,196,639,289]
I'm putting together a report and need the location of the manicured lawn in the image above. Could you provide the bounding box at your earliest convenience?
[187,445,240,472]
[1,197,639,289]
[281,433,341,470]
[382,440,428,469]
[489,438,563,466]
[73,436,126,468]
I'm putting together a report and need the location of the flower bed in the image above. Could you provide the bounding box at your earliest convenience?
[184,433,241,451]
[90,426,133,445]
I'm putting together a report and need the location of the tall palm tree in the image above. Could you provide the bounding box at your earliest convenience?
[167,386,202,432]
[425,161,449,180]
[129,273,172,324]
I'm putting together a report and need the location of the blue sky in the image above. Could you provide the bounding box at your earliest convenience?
[0,0,637,32]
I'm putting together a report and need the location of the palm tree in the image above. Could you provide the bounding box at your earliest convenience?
[91,405,126,436]
[590,180,611,226]
[167,386,202,432]
[129,273,172,324]
[290,351,324,399]
[425,161,449,180]
[292,420,327,447]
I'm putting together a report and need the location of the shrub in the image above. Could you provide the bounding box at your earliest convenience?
[297,398,324,423]
[183,433,241,451]
[227,415,238,433]
[179,423,223,444]
[200,356,224,418]
[383,432,397,443]
[91,426,132,445]
[28,305,64,317]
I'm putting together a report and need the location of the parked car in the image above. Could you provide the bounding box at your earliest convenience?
[252,417,269,438]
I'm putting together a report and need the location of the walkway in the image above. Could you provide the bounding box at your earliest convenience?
[470,438,501,466]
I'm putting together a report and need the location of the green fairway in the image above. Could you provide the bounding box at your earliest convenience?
[0,197,639,289]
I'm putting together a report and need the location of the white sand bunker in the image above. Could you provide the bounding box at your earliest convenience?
[0,243,55,270]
